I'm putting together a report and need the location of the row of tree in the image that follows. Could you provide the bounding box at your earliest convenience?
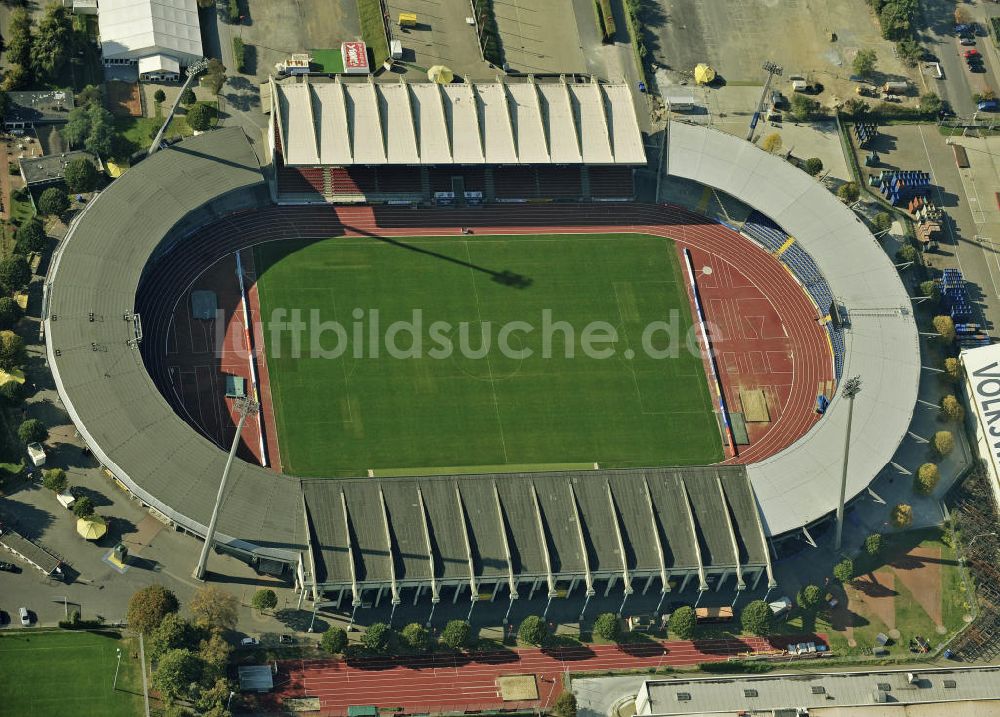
[127,584,239,715]
[3,4,77,91]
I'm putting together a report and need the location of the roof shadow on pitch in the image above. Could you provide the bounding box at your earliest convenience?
[344,224,533,289]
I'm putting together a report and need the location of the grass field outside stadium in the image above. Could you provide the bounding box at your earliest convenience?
[0,631,145,716]
[254,233,723,477]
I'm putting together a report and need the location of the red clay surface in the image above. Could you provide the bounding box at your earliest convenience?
[266,635,828,715]
[149,203,833,470]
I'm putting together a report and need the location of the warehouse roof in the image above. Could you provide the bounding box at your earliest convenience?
[636,667,1000,716]
[5,90,74,124]
[271,76,646,167]
[667,121,920,536]
[20,151,101,187]
[98,0,202,61]
[44,128,305,561]
[302,466,768,589]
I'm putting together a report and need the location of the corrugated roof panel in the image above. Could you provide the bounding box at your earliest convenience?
[379,83,420,164]
[410,84,451,164]
[315,83,353,165]
[442,85,484,164]
[504,84,549,163]
[571,84,614,164]
[605,84,646,163]
[477,84,517,164]
[537,83,581,163]
[345,83,387,164]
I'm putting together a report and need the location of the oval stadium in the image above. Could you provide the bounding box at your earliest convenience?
[43,77,919,612]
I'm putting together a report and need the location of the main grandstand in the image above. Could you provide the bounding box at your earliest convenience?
[43,111,918,610]
[268,75,645,203]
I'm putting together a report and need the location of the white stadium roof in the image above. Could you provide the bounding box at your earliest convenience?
[271,77,646,167]
[667,121,920,536]
[98,0,203,63]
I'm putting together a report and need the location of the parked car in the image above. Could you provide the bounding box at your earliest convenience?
[240,637,259,647]
[963,49,980,58]
[970,63,987,73]
[278,634,295,644]
[0,562,20,573]
[961,37,976,46]
[18,607,30,626]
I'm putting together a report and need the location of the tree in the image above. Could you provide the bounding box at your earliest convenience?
[668,606,696,640]
[401,622,430,652]
[0,332,27,372]
[64,158,99,193]
[897,39,923,68]
[934,315,956,343]
[0,297,21,330]
[186,103,215,132]
[895,244,917,263]
[127,584,180,633]
[181,87,197,106]
[32,4,74,79]
[880,2,913,40]
[361,622,393,654]
[837,182,860,203]
[552,691,577,717]
[789,93,821,121]
[189,586,239,630]
[934,430,955,456]
[250,588,278,613]
[761,132,783,153]
[76,84,103,108]
[154,88,167,104]
[919,280,940,304]
[517,615,547,646]
[148,613,204,661]
[919,92,943,116]
[955,6,971,24]
[440,619,472,649]
[593,612,621,642]
[892,503,913,528]
[740,599,772,637]
[14,219,46,255]
[833,558,855,584]
[864,533,882,557]
[17,418,47,444]
[321,626,347,654]
[72,495,95,518]
[6,9,33,69]
[853,48,878,79]
[804,157,823,176]
[202,58,227,95]
[0,256,31,291]
[873,212,893,233]
[0,380,24,404]
[1,64,30,92]
[841,97,868,119]
[152,648,204,702]
[944,357,960,381]
[42,467,67,493]
[941,395,964,422]
[61,104,116,156]
[797,584,822,611]
[38,187,69,216]
[198,631,232,678]
[916,462,940,495]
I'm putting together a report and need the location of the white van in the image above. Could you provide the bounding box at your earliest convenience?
[18,607,30,626]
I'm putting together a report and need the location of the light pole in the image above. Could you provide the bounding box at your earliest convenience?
[193,397,259,580]
[113,647,122,690]
[834,376,862,552]
[53,596,69,619]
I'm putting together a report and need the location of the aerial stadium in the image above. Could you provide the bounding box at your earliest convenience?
[43,75,919,616]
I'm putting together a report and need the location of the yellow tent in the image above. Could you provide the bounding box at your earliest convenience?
[427,65,454,84]
[694,63,716,85]
[76,516,107,540]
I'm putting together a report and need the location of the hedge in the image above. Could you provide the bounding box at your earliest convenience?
[595,0,616,42]
[232,37,245,73]
[473,0,503,66]
[227,0,239,24]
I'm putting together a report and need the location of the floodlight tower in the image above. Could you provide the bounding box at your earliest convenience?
[833,376,862,552]
[747,61,783,142]
[193,396,259,580]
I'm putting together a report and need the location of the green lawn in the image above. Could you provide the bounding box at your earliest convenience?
[357,0,390,67]
[254,233,722,477]
[0,631,144,716]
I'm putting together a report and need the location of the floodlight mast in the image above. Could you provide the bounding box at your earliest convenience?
[833,376,862,552]
[193,396,259,580]
[747,61,783,142]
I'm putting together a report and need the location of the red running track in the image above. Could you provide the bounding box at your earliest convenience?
[267,634,828,715]
[142,202,832,468]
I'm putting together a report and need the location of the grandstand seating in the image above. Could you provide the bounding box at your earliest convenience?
[741,211,787,253]
[428,168,487,194]
[494,167,538,199]
[827,325,845,379]
[376,167,422,194]
[536,167,583,198]
[590,167,635,198]
[277,167,323,195]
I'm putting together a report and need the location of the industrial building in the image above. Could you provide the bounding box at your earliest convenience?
[97,0,203,77]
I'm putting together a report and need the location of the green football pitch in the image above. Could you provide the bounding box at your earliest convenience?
[0,631,144,716]
[254,233,723,477]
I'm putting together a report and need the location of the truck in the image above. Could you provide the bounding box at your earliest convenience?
[789,75,808,92]
[26,442,46,468]
[881,81,910,94]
